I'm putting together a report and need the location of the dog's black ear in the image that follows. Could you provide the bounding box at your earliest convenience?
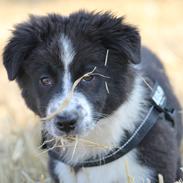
[91,12,141,64]
[3,18,40,81]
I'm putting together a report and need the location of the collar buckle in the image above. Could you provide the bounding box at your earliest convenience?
[151,82,175,126]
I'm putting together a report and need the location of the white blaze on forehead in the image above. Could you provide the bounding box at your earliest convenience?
[59,34,75,95]
[60,34,75,67]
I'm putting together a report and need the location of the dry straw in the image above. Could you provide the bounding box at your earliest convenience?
[104,49,109,66]
[158,174,164,183]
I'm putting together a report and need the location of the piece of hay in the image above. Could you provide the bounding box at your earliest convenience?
[71,135,79,160]
[158,174,164,183]
[124,160,131,183]
[105,81,110,94]
[104,49,109,66]
[66,136,111,149]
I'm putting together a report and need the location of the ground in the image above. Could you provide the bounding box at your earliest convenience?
[0,0,183,182]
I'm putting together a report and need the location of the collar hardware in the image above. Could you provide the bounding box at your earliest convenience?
[151,82,175,126]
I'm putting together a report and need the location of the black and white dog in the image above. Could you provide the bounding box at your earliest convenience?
[3,11,182,183]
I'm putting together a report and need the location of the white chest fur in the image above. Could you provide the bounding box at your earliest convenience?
[54,149,153,183]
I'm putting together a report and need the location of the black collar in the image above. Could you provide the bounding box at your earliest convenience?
[72,82,176,168]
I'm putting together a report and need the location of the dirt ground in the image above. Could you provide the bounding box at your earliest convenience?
[0,0,183,182]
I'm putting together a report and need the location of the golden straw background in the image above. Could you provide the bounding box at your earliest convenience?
[0,0,183,182]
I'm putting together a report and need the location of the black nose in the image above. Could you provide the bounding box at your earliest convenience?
[55,114,78,133]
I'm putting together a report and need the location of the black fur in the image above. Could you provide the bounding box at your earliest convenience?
[3,11,182,183]
[3,11,139,117]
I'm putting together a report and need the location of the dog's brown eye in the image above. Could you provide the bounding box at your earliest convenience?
[40,76,53,87]
[82,75,94,82]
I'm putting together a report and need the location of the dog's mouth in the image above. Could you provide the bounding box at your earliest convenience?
[41,119,94,150]
[40,111,115,165]
[41,132,77,152]
[40,133,84,161]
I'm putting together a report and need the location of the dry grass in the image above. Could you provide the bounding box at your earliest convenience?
[0,0,183,182]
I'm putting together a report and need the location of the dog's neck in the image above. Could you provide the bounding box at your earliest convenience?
[56,76,148,166]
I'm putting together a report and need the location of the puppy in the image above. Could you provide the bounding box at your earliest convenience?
[3,11,182,183]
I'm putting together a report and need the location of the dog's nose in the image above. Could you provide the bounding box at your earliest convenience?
[55,114,78,133]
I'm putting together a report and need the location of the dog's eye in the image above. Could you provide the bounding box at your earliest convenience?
[39,76,53,87]
[82,75,94,82]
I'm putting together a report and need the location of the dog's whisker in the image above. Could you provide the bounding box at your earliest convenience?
[138,74,153,91]
[93,111,109,117]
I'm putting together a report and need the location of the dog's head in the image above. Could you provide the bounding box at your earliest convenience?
[3,11,140,139]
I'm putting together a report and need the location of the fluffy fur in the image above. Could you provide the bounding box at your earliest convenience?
[3,11,182,183]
